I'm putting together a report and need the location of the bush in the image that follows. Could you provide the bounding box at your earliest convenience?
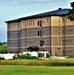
[17,55,25,59]
[17,54,38,59]
[68,56,74,58]
[38,53,44,57]
[46,53,50,58]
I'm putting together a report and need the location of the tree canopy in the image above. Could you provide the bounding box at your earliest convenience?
[67,2,74,21]
[0,42,7,53]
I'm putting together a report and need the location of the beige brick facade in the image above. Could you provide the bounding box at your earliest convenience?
[6,9,74,56]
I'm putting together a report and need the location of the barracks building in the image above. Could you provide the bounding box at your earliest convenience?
[6,8,74,56]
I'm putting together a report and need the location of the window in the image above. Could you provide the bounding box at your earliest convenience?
[31,21,32,25]
[29,21,30,25]
[63,29,65,33]
[63,50,65,53]
[18,41,21,46]
[38,21,39,26]
[47,19,48,22]
[33,20,34,25]
[63,40,65,43]
[65,29,67,32]
[38,31,40,36]
[47,39,49,42]
[71,39,72,43]
[71,28,72,32]
[71,49,73,53]
[27,21,28,25]
[68,39,70,43]
[68,50,70,53]
[68,29,70,32]
[65,49,67,53]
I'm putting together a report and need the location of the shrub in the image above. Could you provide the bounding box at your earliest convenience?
[17,54,38,59]
[17,55,25,59]
[38,53,44,57]
[68,55,74,58]
[32,56,38,59]
[46,53,50,58]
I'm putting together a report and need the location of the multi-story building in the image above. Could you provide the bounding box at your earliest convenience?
[6,8,74,56]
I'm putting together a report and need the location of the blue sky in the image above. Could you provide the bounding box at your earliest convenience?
[0,0,73,42]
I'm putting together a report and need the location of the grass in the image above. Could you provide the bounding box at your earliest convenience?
[0,65,74,75]
[0,59,74,75]
[1,58,74,63]
[1,58,74,62]
[0,59,74,66]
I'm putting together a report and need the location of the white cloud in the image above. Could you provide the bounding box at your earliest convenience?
[0,0,53,6]
[0,0,20,5]
[0,0,72,8]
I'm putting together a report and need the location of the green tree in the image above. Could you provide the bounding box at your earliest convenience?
[0,41,2,46]
[67,2,74,21]
[0,43,7,53]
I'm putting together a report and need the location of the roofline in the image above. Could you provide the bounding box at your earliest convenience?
[5,8,69,23]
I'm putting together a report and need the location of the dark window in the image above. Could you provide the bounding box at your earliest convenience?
[68,50,70,53]
[63,29,65,33]
[40,40,44,46]
[38,21,39,26]
[38,31,39,36]
[63,40,65,43]
[65,29,67,32]
[31,21,32,25]
[29,21,30,25]
[65,50,67,53]
[71,29,72,32]
[68,40,70,43]
[65,40,67,43]
[63,50,65,53]
[71,50,73,53]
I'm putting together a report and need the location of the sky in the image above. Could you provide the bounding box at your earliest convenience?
[0,0,74,42]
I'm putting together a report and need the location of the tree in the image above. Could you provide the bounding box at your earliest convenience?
[0,42,7,53]
[0,41,2,46]
[71,2,74,9]
[67,2,74,21]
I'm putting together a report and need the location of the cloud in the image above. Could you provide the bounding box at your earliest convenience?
[0,0,64,6]
[0,0,20,6]
[0,0,71,9]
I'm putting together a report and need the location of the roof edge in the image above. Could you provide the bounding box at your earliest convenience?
[5,8,69,23]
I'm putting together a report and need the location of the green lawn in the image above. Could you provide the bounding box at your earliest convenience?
[1,58,74,62]
[0,65,74,75]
